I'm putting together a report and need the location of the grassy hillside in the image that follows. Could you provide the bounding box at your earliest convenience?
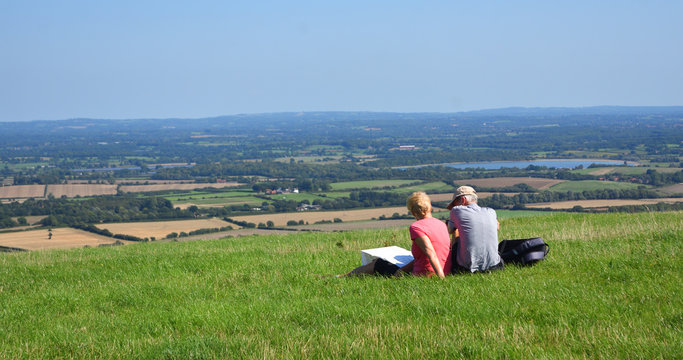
[0,212,680,358]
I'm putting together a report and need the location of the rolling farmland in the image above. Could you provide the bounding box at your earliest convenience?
[0,185,45,199]
[119,182,242,193]
[0,228,130,251]
[525,198,683,209]
[230,206,413,227]
[428,192,517,202]
[46,184,117,197]
[96,218,236,239]
[453,177,565,189]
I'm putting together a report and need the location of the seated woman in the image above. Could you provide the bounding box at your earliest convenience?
[344,192,452,278]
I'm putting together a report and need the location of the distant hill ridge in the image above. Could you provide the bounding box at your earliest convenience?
[5,105,683,123]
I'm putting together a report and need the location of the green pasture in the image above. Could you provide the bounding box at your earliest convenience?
[186,196,265,206]
[330,179,418,191]
[305,145,344,151]
[548,180,647,192]
[648,164,683,171]
[2,162,50,171]
[390,181,454,194]
[315,191,351,199]
[264,193,331,202]
[161,189,264,207]
[163,189,254,202]
[0,211,680,358]
[572,166,681,176]
[273,156,342,164]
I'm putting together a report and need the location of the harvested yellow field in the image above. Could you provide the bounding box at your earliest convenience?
[47,184,117,198]
[0,228,129,251]
[119,182,242,193]
[454,177,565,190]
[525,198,683,209]
[231,206,413,227]
[97,218,235,239]
[0,185,45,199]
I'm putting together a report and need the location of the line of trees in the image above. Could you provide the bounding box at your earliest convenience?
[479,188,663,209]
[0,196,194,228]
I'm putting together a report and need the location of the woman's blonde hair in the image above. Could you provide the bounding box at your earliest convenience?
[406,192,432,219]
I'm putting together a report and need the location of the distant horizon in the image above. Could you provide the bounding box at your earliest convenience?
[3,104,683,123]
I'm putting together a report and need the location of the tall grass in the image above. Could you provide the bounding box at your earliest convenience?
[0,212,680,358]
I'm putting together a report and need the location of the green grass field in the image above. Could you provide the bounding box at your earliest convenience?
[549,180,647,192]
[2,161,50,171]
[572,166,682,176]
[264,192,331,202]
[390,181,454,194]
[330,180,418,191]
[163,189,254,201]
[163,189,265,206]
[0,211,680,358]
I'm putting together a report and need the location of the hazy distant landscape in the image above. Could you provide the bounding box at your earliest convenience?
[0,107,681,250]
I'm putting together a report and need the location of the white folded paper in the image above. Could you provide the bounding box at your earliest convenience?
[360,246,414,267]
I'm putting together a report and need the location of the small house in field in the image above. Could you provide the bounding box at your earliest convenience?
[296,204,321,211]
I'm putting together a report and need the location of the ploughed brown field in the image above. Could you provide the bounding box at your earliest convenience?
[660,184,683,194]
[0,228,131,251]
[0,185,45,199]
[119,182,242,193]
[230,206,414,227]
[453,177,565,190]
[96,218,236,239]
[525,198,683,209]
[47,184,117,197]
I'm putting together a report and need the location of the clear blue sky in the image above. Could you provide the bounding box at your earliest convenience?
[1,1,682,121]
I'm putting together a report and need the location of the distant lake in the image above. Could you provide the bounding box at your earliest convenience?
[413,159,630,170]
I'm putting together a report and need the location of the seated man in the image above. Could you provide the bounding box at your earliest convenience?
[446,186,504,273]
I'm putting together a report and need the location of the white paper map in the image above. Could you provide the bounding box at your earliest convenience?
[360,246,414,268]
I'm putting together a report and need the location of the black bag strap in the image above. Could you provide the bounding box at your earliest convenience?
[522,247,549,264]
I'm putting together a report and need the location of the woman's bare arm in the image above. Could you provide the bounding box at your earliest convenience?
[413,235,445,279]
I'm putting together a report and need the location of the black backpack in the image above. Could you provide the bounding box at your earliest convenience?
[498,237,549,266]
